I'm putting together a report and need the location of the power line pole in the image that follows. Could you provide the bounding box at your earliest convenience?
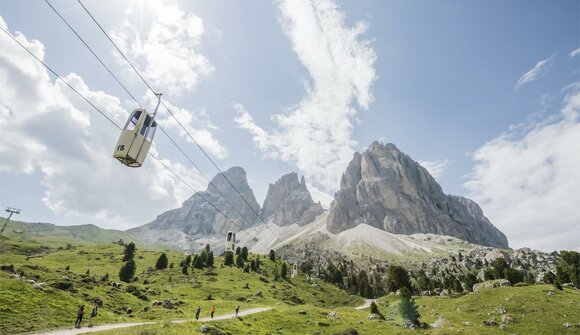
[0,207,21,236]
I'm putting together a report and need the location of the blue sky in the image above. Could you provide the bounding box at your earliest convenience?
[0,0,578,251]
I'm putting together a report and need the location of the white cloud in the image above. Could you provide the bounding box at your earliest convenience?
[234,0,376,192]
[0,17,205,228]
[418,159,451,181]
[569,47,580,58]
[151,97,228,159]
[110,1,214,96]
[514,57,553,92]
[307,183,334,208]
[464,84,580,251]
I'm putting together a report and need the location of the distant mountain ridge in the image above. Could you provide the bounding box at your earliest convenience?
[8,141,509,255]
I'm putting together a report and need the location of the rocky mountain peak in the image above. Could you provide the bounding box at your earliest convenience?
[207,166,252,195]
[327,142,508,248]
[132,167,260,250]
[261,172,323,226]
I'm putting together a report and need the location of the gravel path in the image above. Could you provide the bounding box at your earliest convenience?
[354,299,374,310]
[30,307,272,335]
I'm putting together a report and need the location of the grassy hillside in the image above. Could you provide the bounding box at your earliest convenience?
[0,237,361,334]
[0,218,144,247]
[0,236,578,335]
[87,284,580,335]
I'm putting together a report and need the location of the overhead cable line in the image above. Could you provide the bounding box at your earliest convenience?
[76,0,282,240]
[0,24,273,252]
[44,0,260,233]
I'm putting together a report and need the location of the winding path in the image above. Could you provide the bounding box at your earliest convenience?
[30,307,272,335]
[354,299,374,310]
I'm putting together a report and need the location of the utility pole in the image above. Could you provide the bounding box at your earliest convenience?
[0,207,21,236]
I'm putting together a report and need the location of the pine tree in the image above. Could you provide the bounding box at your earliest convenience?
[224,252,234,266]
[182,264,188,275]
[193,255,203,269]
[123,242,136,261]
[184,255,192,267]
[241,247,249,261]
[273,267,279,281]
[200,250,208,267]
[236,254,244,268]
[207,251,214,267]
[399,295,421,325]
[155,253,168,270]
[250,259,257,272]
[235,247,241,256]
[386,265,412,293]
[269,249,276,262]
[205,244,211,253]
[281,262,288,279]
[119,259,136,282]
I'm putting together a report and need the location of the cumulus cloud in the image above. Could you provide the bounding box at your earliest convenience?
[234,0,376,192]
[150,97,228,159]
[0,17,205,229]
[418,159,451,181]
[110,1,214,96]
[108,1,225,160]
[514,57,553,92]
[570,47,580,58]
[464,84,580,251]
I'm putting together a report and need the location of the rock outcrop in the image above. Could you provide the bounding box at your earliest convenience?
[133,167,260,238]
[261,172,323,226]
[326,142,508,248]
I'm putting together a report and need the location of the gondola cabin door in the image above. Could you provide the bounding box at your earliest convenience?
[225,231,236,253]
[113,108,157,167]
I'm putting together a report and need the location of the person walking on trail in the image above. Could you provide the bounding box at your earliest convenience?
[88,303,98,328]
[74,305,85,328]
[235,306,240,317]
[210,305,216,319]
[195,306,201,320]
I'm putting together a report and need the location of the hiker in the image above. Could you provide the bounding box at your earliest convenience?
[210,305,216,319]
[235,306,239,317]
[88,303,98,328]
[195,306,201,320]
[75,305,85,328]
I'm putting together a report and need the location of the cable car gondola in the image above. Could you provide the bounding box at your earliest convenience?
[225,231,236,253]
[113,93,162,167]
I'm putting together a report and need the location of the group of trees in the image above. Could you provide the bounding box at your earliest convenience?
[177,244,215,274]
[119,242,137,282]
[224,246,265,275]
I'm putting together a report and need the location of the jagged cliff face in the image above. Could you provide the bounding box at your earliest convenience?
[326,142,509,248]
[261,172,323,226]
[136,166,260,237]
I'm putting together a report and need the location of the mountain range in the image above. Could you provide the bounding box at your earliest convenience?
[129,142,508,255]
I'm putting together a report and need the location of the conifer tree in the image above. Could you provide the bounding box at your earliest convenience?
[123,242,136,261]
[250,259,257,272]
[207,251,214,267]
[236,254,244,268]
[241,246,249,261]
[235,246,241,256]
[224,251,234,266]
[281,262,288,279]
[399,294,421,326]
[155,253,168,270]
[119,259,136,282]
[269,249,276,262]
[193,255,203,269]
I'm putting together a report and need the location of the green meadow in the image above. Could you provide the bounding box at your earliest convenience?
[0,236,579,335]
